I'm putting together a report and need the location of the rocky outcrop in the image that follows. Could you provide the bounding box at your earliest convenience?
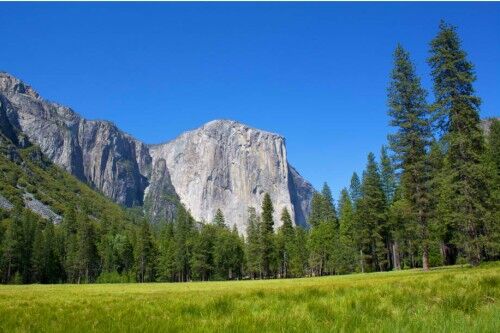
[0,72,314,231]
[149,120,313,232]
[23,192,62,223]
[143,158,179,223]
[0,72,151,206]
[0,194,13,211]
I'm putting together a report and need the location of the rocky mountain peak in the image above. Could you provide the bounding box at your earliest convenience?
[0,72,40,99]
[149,119,312,232]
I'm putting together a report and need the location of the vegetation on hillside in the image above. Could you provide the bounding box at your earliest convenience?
[0,21,498,284]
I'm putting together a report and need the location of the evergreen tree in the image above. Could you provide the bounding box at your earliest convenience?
[427,141,457,265]
[356,153,388,272]
[308,192,325,227]
[76,216,99,283]
[245,207,262,279]
[308,217,336,276]
[292,227,309,277]
[260,193,275,278]
[134,219,157,283]
[190,224,215,281]
[158,222,177,281]
[173,204,195,282]
[349,173,362,207]
[380,146,397,204]
[429,21,489,265]
[213,209,226,227]
[387,186,414,269]
[388,44,432,270]
[276,208,295,278]
[321,183,338,223]
[482,119,500,259]
[336,188,358,273]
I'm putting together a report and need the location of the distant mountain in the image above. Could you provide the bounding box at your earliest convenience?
[0,72,314,230]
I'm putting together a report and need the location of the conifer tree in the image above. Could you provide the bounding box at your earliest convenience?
[482,119,500,259]
[388,44,432,270]
[429,22,489,265]
[76,216,99,283]
[349,173,362,206]
[158,222,177,281]
[276,208,295,278]
[380,146,397,204]
[356,153,388,272]
[134,219,157,283]
[308,192,325,227]
[190,224,215,281]
[260,193,275,278]
[173,204,195,282]
[321,183,338,224]
[336,188,358,273]
[245,207,262,279]
[213,209,225,227]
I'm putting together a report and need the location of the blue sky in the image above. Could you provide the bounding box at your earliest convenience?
[1,2,499,199]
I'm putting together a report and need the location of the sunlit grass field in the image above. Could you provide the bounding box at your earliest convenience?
[0,263,498,332]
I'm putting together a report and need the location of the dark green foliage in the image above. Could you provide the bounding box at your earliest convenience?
[380,146,397,204]
[0,21,498,284]
[135,219,157,283]
[245,207,262,279]
[276,208,296,278]
[356,153,388,272]
[213,209,225,227]
[349,173,362,206]
[482,120,500,259]
[307,186,337,276]
[429,21,490,265]
[260,193,275,278]
[336,188,358,273]
[388,44,432,269]
[308,183,337,227]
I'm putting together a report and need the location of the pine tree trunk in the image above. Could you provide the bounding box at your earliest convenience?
[393,242,401,270]
[360,250,365,273]
[422,244,430,271]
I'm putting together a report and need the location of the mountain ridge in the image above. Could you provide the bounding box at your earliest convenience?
[0,72,314,230]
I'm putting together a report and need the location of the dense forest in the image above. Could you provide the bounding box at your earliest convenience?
[0,22,498,284]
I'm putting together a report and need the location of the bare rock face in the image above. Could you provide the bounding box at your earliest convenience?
[1,72,314,231]
[0,72,150,207]
[149,120,313,232]
[143,158,179,223]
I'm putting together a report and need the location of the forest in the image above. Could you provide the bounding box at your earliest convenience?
[0,21,498,284]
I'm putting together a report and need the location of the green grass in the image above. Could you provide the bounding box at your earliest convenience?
[0,263,499,332]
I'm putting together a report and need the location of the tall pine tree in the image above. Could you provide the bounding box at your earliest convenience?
[388,44,432,270]
[429,22,488,265]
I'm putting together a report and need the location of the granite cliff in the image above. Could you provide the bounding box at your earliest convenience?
[0,72,314,231]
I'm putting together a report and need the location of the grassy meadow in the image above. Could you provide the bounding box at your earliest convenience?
[0,263,499,333]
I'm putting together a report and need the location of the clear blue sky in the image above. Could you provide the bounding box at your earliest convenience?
[1,2,499,199]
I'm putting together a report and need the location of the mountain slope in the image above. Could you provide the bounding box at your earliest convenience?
[0,72,314,230]
[0,72,152,207]
[0,112,131,228]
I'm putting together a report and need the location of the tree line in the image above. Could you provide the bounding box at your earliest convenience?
[0,21,498,284]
